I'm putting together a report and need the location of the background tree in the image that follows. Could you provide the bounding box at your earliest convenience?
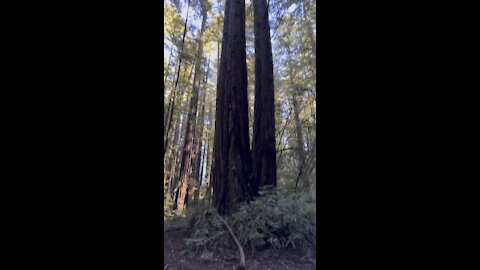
[192,58,211,202]
[269,0,316,190]
[176,0,209,212]
[164,0,192,158]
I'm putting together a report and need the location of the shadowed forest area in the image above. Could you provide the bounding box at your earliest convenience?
[164,0,316,268]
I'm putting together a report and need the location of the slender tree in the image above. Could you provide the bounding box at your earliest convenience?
[292,93,306,165]
[176,0,208,212]
[164,0,191,158]
[204,95,214,202]
[301,0,316,56]
[169,60,196,200]
[192,58,210,202]
[286,40,307,186]
[164,43,175,86]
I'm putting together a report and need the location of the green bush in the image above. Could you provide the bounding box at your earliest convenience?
[164,186,175,219]
[184,186,316,257]
[184,200,227,251]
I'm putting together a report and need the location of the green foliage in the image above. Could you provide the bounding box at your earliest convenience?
[231,186,316,257]
[184,200,227,251]
[164,186,175,219]
[184,186,316,258]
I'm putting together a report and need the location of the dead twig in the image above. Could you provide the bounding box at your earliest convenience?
[164,227,185,233]
[276,147,297,153]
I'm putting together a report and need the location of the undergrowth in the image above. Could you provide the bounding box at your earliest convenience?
[164,186,175,220]
[184,185,316,259]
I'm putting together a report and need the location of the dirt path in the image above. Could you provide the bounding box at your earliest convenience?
[164,230,316,270]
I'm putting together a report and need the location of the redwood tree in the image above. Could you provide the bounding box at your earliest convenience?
[176,0,208,212]
[252,0,276,188]
[212,0,253,216]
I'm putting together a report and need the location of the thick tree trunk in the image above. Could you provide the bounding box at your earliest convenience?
[213,0,253,216]
[176,3,207,213]
[252,0,276,189]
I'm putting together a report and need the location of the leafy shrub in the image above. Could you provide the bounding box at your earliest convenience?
[184,186,316,257]
[164,186,175,219]
[184,200,227,252]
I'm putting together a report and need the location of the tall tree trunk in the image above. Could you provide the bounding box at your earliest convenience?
[301,0,316,56]
[292,94,306,164]
[213,0,253,216]
[165,60,187,191]
[195,136,207,201]
[169,61,195,199]
[286,42,307,172]
[165,93,184,192]
[164,43,176,122]
[168,61,195,193]
[217,41,220,69]
[204,97,214,202]
[252,0,276,188]
[176,2,207,213]
[164,43,175,85]
[174,61,194,183]
[300,0,316,98]
[192,58,210,202]
[291,94,309,191]
[164,0,191,158]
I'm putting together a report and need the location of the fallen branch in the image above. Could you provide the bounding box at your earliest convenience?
[215,213,245,270]
[276,147,298,153]
[164,226,185,233]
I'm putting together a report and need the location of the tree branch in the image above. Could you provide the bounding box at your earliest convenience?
[276,147,297,153]
[216,213,245,270]
[275,106,293,150]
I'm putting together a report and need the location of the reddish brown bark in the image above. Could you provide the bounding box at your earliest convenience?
[213,0,253,216]
[168,61,195,200]
[252,0,276,188]
[176,1,207,213]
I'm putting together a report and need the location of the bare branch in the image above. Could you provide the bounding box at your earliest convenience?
[215,213,246,270]
[276,147,297,153]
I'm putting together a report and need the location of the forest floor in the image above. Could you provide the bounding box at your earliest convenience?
[164,229,316,270]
